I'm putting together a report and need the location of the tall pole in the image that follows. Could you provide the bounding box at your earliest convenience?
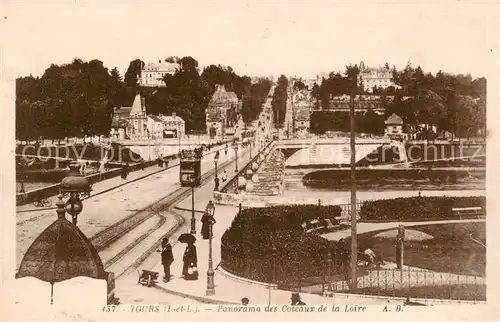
[235,145,239,173]
[349,77,358,292]
[190,185,196,234]
[206,214,215,296]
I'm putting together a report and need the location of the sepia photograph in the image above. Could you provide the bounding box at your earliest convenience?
[1,1,498,321]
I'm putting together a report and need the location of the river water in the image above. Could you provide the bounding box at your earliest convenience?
[283,168,486,204]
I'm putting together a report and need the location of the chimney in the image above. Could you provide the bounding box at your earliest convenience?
[172,112,176,118]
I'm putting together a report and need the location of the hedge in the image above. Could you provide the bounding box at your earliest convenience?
[303,169,473,189]
[16,142,143,164]
[221,205,348,286]
[359,196,486,221]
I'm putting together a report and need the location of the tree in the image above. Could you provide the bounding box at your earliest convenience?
[165,56,180,64]
[271,75,288,128]
[124,59,144,87]
[241,78,272,123]
[293,80,307,91]
[179,56,199,73]
[110,67,122,82]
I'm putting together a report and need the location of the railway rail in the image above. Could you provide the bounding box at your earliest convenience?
[96,150,250,280]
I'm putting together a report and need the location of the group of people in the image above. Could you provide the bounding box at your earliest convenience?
[157,155,169,168]
[238,293,306,306]
[160,209,217,282]
[160,237,199,282]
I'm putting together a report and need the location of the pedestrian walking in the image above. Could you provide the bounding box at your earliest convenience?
[161,238,174,282]
[291,293,306,305]
[182,241,198,280]
[221,170,228,183]
[121,163,129,179]
[224,144,228,156]
[200,211,216,240]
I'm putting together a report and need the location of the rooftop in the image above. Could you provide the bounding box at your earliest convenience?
[385,113,403,125]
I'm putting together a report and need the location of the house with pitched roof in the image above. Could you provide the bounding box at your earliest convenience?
[158,112,185,138]
[384,113,405,140]
[206,84,240,138]
[110,93,148,140]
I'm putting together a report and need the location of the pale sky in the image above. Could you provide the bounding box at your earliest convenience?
[2,1,498,80]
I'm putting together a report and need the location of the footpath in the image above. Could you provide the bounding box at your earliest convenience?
[16,145,226,214]
[121,149,400,305]
[16,145,232,269]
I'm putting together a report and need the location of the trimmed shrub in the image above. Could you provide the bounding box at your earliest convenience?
[303,169,474,189]
[221,205,346,285]
[359,196,486,221]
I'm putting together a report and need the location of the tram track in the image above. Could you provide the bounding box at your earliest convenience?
[95,150,249,280]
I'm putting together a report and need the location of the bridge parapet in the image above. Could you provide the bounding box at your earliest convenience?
[276,137,391,148]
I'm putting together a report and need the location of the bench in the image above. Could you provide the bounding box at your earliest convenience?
[452,207,484,219]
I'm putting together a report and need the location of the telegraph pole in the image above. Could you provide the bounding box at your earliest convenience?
[349,71,358,292]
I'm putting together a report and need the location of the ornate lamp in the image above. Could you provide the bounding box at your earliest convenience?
[206,200,216,296]
[60,162,92,225]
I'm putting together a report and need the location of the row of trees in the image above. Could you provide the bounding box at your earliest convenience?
[310,110,384,135]
[311,64,486,138]
[16,59,124,143]
[16,57,272,142]
[271,75,289,127]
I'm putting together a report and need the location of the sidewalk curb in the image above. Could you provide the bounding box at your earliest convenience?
[154,284,238,305]
[17,146,226,214]
[217,266,278,289]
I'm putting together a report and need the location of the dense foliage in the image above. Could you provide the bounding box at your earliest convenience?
[221,205,346,285]
[315,63,486,138]
[310,110,384,134]
[241,78,272,124]
[359,196,486,221]
[271,75,288,128]
[303,169,473,187]
[16,57,271,142]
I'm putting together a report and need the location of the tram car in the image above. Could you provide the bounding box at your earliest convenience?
[179,148,202,187]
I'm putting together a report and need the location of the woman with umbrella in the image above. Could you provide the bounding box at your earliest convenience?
[200,211,216,240]
[178,233,198,280]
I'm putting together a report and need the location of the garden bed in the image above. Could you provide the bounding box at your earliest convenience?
[359,196,486,222]
[303,169,483,190]
[353,222,486,276]
[220,205,347,286]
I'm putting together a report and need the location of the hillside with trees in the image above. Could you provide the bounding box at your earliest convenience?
[16,57,271,142]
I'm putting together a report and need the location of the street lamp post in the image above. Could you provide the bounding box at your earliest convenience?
[60,162,92,226]
[233,140,239,173]
[190,175,196,234]
[349,76,358,292]
[214,152,219,191]
[206,200,216,296]
[249,137,253,159]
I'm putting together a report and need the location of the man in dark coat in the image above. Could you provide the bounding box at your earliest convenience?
[291,293,306,305]
[182,242,198,279]
[200,212,216,239]
[161,238,174,282]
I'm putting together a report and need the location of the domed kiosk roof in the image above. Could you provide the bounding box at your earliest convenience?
[17,197,105,284]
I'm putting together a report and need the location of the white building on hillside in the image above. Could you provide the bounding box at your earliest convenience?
[358,61,399,93]
[139,60,180,87]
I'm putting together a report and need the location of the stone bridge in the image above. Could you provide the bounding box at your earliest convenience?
[274,138,405,167]
[275,138,485,168]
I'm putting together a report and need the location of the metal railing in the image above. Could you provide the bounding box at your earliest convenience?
[324,268,486,302]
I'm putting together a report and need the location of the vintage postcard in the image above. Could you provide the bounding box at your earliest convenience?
[1,1,498,321]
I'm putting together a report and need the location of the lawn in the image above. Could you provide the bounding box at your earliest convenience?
[355,222,486,276]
